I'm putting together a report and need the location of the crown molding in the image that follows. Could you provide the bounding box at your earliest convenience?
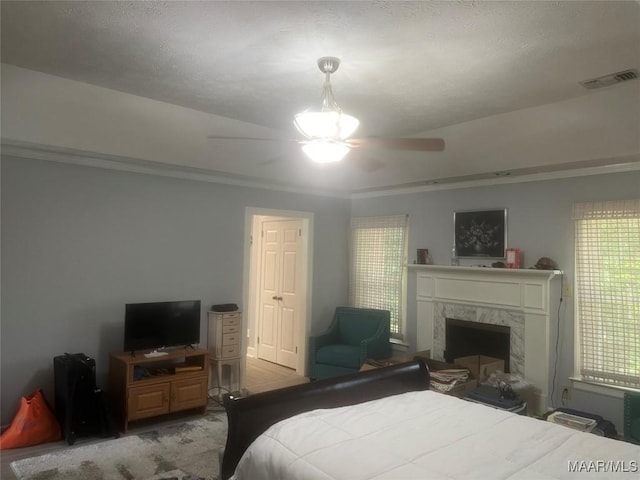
[351,157,640,199]
[0,140,352,199]
[3,139,638,201]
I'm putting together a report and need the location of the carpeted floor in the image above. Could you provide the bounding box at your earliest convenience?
[9,408,227,480]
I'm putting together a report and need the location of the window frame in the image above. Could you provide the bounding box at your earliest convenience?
[573,199,640,391]
[349,214,408,341]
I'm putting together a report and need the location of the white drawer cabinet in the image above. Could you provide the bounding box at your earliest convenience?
[207,311,243,397]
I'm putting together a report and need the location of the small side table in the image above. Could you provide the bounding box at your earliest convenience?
[209,356,242,398]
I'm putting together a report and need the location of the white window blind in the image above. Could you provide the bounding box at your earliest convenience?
[349,215,408,338]
[573,199,640,389]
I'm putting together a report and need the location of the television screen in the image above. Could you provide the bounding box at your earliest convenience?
[124,300,201,352]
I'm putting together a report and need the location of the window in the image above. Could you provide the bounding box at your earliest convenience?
[573,199,640,389]
[349,215,408,339]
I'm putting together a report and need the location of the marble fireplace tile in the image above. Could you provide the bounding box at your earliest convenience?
[433,305,445,360]
[510,326,525,375]
[447,304,477,322]
[477,307,524,328]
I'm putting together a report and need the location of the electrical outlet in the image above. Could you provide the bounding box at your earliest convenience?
[561,385,571,401]
[562,281,573,298]
[247,328,251,338]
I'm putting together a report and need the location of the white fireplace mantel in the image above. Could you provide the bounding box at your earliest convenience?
[410,265,563,413]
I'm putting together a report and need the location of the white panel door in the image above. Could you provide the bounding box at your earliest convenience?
[257,219,301,369]
[257,223,279,363]
[277,222,300,369]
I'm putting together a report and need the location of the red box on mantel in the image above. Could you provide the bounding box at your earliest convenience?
[506,248,521,269]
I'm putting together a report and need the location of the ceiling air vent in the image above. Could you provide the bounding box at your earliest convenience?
[580,68,638,90]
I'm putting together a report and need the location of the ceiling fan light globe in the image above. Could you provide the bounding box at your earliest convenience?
[337,113,359,139]
[302,141,350,163]
[294,111,359,140]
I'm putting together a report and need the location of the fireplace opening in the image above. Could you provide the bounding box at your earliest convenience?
[444,318,510,372]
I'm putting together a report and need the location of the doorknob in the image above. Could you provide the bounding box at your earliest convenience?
[272,295,283,301]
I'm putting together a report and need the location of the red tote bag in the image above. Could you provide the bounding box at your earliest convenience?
[0,389,61,449]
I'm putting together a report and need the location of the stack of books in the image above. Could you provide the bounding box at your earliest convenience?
[429,369,470,393]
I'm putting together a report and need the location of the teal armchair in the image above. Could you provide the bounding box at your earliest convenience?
[309,306,391,380]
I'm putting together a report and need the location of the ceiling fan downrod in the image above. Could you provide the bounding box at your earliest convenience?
[318,57,342,114]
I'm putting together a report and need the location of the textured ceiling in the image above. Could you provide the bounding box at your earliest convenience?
[1,1,639,194]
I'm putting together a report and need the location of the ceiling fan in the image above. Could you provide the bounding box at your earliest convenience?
[207,57,445,164]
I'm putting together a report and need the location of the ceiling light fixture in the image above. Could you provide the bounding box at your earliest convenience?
[294,57,359,163]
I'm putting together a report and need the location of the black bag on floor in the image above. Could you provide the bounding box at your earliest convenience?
[54,353,118,445]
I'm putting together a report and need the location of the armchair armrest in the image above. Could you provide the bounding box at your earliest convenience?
[308,323,339,378]
[359,321,392,364]
[310,329,337,351]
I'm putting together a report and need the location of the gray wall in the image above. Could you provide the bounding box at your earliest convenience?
[2,155,638,432]
[351,170,640,432]
[0,156,351,425]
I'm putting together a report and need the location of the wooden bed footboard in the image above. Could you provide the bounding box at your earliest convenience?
[221,359,430,479]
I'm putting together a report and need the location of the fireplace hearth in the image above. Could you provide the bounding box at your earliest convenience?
[445,318,511,372]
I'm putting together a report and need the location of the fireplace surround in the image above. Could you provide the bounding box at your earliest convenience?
[435,303,524,377]
[410,265,562,413]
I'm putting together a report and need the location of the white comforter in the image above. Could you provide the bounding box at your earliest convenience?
[231,390,639,480]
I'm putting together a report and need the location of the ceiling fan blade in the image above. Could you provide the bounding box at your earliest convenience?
[207,135,300,143]
[347,137,445,152]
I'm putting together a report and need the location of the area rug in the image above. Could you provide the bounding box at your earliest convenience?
[10,409,227,480]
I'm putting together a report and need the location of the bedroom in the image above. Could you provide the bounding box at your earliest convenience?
[1,0,639,455]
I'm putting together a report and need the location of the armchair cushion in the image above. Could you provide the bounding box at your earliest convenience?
[316,345,362,370]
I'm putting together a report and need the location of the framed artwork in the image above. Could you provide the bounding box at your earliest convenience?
[454,209,507,258]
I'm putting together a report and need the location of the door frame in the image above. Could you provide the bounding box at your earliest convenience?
[242,207,313,381]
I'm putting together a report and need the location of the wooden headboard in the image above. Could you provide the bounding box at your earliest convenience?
[221,359,430,479]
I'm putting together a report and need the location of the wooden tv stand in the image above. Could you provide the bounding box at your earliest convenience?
[108,347,209,432]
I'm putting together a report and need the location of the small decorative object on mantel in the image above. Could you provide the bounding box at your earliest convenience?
[532,257,558,270]
[451,245,459,266]
[417,249,433,265]
[506,248,521,269]
[492,261,506,268]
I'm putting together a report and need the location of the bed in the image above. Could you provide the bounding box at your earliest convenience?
[221,359,640,479]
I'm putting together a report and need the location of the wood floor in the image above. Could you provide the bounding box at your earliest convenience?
[0,357,308,479]
[245,355,309,394]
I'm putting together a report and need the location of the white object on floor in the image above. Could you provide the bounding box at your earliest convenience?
[547,411,597,432]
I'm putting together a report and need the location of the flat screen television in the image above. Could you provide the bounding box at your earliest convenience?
[124,300,201,352]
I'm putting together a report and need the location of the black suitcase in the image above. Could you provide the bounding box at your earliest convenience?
[54,353,117,444]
